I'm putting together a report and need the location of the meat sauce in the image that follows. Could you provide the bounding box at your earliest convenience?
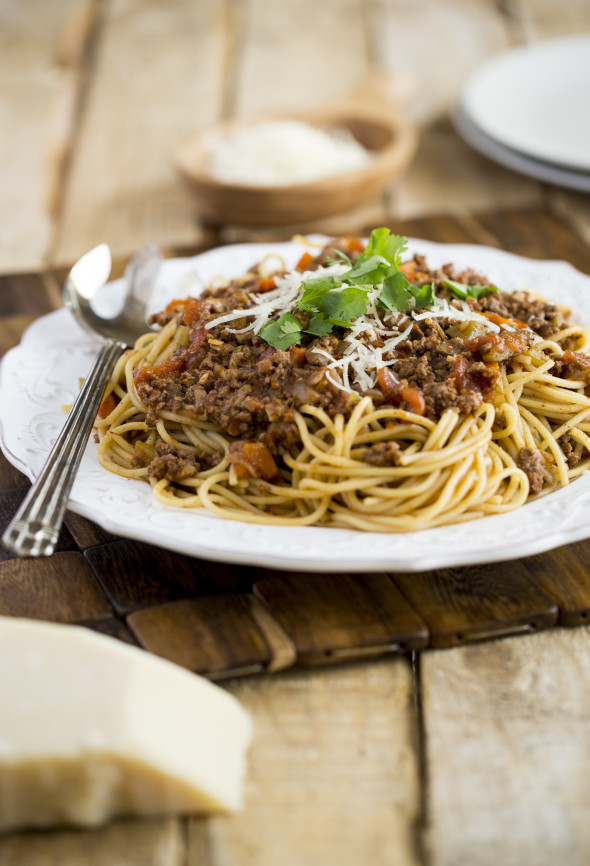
[133,241,569,481]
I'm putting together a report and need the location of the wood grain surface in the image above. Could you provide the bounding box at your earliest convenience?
[3,0,590,864]
[422,628,590,866]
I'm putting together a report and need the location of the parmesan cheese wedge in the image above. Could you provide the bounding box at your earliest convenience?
[0,617,252,831]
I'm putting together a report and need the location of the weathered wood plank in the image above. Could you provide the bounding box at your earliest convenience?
[0,552,112,621]
[392,562,558,648]
[127,594,274,678]
[390,121,542,221]
[423,628,590,865]
[0,817,185,866]
[254,571,429,664]
[233,0,371,117]
[366,0,511,124]
[0,451,30,493]
[84,540,255,614]
[0,315,37,359]
[547,190,590,247]
[54,0,227,265]
[472,208,590,274]
[0,0,91,272]
[522,541,590,627]
[63,510,118,550]
[188,660,421,866]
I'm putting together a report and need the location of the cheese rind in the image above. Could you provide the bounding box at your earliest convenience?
[0,617,252,831]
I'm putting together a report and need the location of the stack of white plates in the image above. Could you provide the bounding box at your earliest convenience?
[454,34,590,193]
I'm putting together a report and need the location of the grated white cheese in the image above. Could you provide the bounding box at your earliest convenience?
[412,297,501,331]
[207,121,371,187]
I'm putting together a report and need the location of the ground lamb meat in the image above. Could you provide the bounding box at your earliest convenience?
[517,447,553,494]
[361,441,404,466]
[135,336,347,450]
[391,329,498,418]
[405,253,565,339]
[553,350,590,384]
[146,443,200,482]
[470,291,566,338]
[560,434,581,468]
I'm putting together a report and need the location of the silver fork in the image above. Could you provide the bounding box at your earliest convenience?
[2,244,161,557]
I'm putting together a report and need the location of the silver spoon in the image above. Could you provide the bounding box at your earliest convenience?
[2,243,161,557]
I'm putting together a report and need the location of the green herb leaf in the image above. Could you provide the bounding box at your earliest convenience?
[259,312,302,349]
[306,313,333,337]
[414,282,438,309]
[380,274,438,313]
[379,271,413,311]
[442,279,498,300]
[356,228,407,269]
[344,254,391,284]
[319,287,370,327]
[325,249,352,267]
[298,275,343,312]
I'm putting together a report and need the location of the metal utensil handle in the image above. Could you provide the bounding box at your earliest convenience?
[2,339,124,557]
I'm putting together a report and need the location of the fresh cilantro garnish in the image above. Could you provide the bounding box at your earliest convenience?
[380,272,438,312]
[299,282,371,328]
[319,287,370,327]
[259,312,302,349]
[344,254,391,285]
[379,271,412,312]
[258,228,445,350]
[356,227,407,268]
[325,249,352,267]
[442,279,497,300]
[306,313,333,337]
[415,281,438,308]
[298,275,343,312]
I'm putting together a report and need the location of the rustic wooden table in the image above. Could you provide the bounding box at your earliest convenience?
[2,2,590,864]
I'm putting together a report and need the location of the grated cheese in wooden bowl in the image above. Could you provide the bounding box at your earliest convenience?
[207,120,372,187]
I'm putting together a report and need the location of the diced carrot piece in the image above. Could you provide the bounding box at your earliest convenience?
[377,368,425,415]
[400,386,426,416]
[97,393,118,418]
[483,312,527,330]
[134,356,186,384]
[377,366,401,402]
[182,299,211,324]
[165,298,190,311]
[257,278,276,293]
[227,442,279,480]
[289,345,307,367]
[296,252,314,271]
[347,237,364,253]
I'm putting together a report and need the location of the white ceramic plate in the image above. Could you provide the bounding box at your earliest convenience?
[3,239,590,573]
[460,35,590,172]
[454,105,590,194]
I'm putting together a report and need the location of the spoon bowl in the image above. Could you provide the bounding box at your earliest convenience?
[176,78,417,226]
[64,242,161,345]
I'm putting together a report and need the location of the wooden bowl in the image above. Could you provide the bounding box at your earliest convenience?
[175,103,417,227]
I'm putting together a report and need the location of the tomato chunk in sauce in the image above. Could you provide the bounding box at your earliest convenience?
[227,442,279,480]
[134,356,186,384]
[377,367,426,415]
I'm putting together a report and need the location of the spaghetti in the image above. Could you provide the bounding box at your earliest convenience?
[94,231,590,532]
